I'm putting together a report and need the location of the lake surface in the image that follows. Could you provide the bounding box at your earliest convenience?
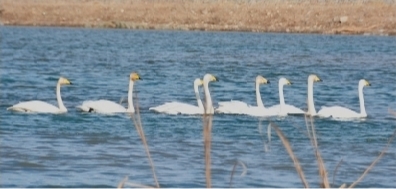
[1,26,396,187]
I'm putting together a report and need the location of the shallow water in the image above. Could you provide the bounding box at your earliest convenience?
[1,26,396,187]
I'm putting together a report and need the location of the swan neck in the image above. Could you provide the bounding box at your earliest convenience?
[279,83,285,106]
[194,84,203,109]
[128,81,134,112]
[256,82,264,108]
[56,83,66,112]
[359,85,366,116]
[203,81,213,114]
[307,80,316,115]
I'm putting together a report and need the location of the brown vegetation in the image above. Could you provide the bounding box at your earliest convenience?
[1,0,396,35]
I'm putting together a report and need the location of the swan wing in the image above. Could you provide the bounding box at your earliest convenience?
[266,104,305,116]
[77,100,127,113]
[244,106,277,117]
[150,101,203,115]
[318,106,361,118]
[284,104,305,114]
[7,100,61,113]
[216,100,249,114]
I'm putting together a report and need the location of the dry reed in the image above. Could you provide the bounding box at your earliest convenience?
[265,113,396,188]
[119,87,396,188]
[202,113,213,188]
[129,93,160,188]
[229,160,247,188]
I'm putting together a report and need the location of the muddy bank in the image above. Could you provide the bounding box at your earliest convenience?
[1,0,395,35]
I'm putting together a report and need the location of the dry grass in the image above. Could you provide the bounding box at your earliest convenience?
[1,0,396,35]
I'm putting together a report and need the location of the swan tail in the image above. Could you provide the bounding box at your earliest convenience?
[7,106,29,112]
[76,105,92,112]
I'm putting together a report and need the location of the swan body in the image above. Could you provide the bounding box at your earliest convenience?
[266,78,305,116]
[149,78,204,115]
[203,73,218,114]
[216,75,269,114]
[317,79,370,119]
[266,104,305,115]
[7,77,72,114]
[216,100,250,114]
[77,72,140,114]
[306,74,322,116]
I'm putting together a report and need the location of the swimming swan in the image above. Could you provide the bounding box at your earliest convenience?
[266,78,305,116]
[215,75,270,114]
[203,73,218,114]
[77,72,141,114]
[7,77,72,113]
[149,78,204,115]
[317,79,371,119]
[306,74,322,116]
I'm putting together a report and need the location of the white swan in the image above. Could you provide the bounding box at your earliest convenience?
[215,75,270,114]
[149,78,204,115]
[266,78,305,116]
[306,74,322,116]
[7,77,72,113]
[317,79,371,119]
[202,73,218,114]
[76,72,140,114]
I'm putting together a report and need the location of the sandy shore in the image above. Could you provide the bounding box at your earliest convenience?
[1,0,396,35]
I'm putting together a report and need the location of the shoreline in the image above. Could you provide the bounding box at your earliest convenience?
[1,0,396,36]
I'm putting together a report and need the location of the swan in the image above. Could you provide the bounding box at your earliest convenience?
[215,75,270,114]
[306,74,322,116]
[266,78,305,116]
[317,79,371,119]
[149,78,204,115]
[76,72,140,114]
[7,77,72,113]
[202,73,218,114]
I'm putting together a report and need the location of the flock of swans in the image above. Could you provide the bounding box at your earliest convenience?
[7,73,371,119]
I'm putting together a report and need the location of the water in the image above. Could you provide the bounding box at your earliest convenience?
[1,26,396,187]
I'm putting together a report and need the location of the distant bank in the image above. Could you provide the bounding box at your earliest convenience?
[1,0,395,36]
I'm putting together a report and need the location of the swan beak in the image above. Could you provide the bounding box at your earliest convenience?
[366,80,371,86]
[69,82,73,85]
[129,73,141,81]
[267,80,270,84]
[288,81,292,85]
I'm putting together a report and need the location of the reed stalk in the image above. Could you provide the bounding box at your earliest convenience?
[130,93,160,188]
[268,122,309,188]
[202,113,213,188]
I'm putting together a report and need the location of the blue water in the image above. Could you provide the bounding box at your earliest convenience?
[1,26,396,187]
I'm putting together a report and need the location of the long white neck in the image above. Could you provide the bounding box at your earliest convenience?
[56,83,67,112]
[127,80,134,112]
[279,82,285,106]
[256,81,264,108]
[307,79,316,115]
[194,84,204,109]
[358,84,366,116]
[203,81,213,114]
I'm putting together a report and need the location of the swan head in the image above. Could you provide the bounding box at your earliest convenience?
[129,72,141,81]
[308,74,322,83]
[359,79,371,88]
[203,74,218,83]
[58,77,72,85]
[256,75,270,85]
[194,78,204,86]
[279,77,291,86]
